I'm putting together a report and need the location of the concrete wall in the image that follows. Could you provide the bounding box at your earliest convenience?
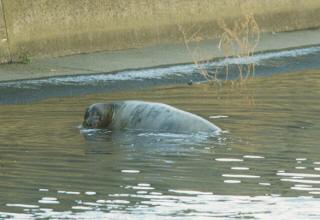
[1,0,320,63]
[0,1,10,63]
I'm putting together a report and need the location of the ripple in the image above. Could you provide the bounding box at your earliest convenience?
[168,189,213,195]
[224,180,242,184]
[295,167,306,170]
[138,183,151,187]
[97,200,130,204]
[291,186,320,191]
[215,158,244,162]
[231,167,250,170]
[81,202,102,206]
[57,190,81,195]
[108,194,130,198]
[296,158,307,161]
[3,194,320,219]
[294,185,313,188]
[280,179,320,184]
[259,183,271,186]
[0,213,32,220]
[38,197,60,205]
[222,174,260,179]
[209,115,229,119]
[243,155,265,159]
[72,206,93,210]
[6,204,39,208]
[132,186,154,190]
[121,170,140,174]
[277,172,320,178]
[38,189,49,192]
[309,191,320,195]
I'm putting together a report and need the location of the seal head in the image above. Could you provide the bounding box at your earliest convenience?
[82,103,113,129]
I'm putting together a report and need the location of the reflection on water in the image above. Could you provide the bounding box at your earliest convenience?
[0,70,320,219]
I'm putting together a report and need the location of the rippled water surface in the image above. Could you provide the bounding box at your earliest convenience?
[1,69,320,219]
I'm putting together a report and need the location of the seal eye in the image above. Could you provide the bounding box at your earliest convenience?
[94,111,101,119]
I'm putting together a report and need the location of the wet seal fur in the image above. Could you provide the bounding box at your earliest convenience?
[82,101,221,134]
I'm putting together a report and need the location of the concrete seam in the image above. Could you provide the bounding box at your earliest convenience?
[0,0,12,62]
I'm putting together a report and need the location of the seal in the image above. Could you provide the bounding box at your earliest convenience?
[82,101,221,134]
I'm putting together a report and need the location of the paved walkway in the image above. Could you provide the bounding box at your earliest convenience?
[0,29,320,82]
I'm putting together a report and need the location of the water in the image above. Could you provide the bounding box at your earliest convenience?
[1,49,320,219]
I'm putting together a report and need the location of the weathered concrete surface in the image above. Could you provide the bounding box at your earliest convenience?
[1,0,320,62]
[0,1,10,63]
[0,29,320,82]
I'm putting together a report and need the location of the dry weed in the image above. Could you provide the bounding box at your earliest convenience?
[218,14,260,81]
[179,14,260,85]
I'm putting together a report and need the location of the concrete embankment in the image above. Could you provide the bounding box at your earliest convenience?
[0,0,320,63]
[1,29,320,82]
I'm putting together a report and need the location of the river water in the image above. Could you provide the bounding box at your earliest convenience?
[1,47,320,219]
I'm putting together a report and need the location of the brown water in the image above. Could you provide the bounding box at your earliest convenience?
[1,70,320,219]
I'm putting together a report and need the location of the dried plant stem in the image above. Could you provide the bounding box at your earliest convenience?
[218,14,260,82]
[179,14,260,85]
[178,24,221,85]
